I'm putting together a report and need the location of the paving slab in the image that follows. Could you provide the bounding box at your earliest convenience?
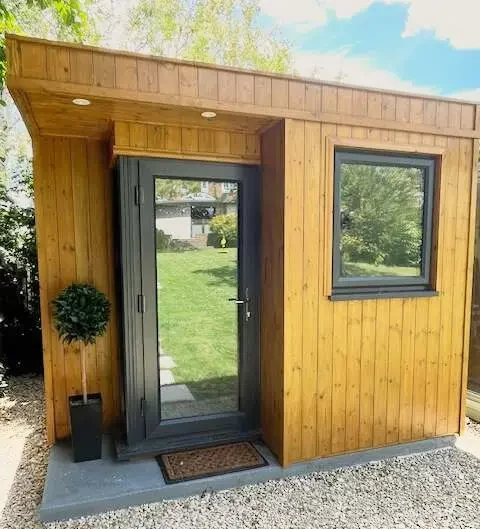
[39,434,455,522]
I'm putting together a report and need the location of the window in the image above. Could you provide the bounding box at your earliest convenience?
[223,182,235,193]
[200,181,209,193]
[332,149,436,299]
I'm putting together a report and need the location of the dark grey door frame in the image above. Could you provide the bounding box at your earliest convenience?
[117,156,260,449]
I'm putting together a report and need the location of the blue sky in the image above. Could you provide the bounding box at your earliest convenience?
[258,0,480,100]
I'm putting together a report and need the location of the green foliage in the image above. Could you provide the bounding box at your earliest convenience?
[156,179,200,200]
[0,0,93,93]
[128,0,291,72]
[210,213,237,248]
[52,283,111,346]
[340,164,424,268]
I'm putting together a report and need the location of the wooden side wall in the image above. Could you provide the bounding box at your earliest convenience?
[113,121,260,164]
[260,122,285,462]
[279,117,476,465]
[33,136,120,441]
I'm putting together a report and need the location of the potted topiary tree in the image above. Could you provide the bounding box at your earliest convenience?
[52,283,111,462]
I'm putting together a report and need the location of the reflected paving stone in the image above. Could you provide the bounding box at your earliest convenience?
[159,370,175,386]
[161,384,195,403]
[159,356,176,370]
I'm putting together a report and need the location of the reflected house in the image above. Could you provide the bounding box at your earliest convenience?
[155,181,237,246]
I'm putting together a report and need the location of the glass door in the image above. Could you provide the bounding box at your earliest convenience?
[138,159,259,447]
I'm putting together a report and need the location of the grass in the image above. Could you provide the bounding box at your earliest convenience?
[157,247,238,402]
[344,261,420,277]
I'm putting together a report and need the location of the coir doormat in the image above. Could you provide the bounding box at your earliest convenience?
[157,442,268,483]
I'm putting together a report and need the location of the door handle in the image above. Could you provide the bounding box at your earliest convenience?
[228,288,251,321]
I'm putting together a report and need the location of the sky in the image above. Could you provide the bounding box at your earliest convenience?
[257,0,480,101]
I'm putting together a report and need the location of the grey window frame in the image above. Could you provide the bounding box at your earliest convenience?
[331,149,437,300]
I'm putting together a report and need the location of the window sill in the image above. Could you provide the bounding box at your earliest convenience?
[329,290,439,301]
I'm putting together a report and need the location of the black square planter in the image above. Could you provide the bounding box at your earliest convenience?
[69,393,102,462]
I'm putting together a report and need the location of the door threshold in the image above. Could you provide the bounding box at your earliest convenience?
[115,429,261,460]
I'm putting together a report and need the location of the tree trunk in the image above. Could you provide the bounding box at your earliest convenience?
[81,344,88,405]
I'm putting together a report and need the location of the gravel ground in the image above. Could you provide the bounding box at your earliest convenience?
[2,375,480,529]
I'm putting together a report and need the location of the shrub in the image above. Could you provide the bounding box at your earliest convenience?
[52,283,111,403]
[209,214,237,248]
[52,284,111,345]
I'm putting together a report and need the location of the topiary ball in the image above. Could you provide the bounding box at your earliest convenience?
[52,283,111,346]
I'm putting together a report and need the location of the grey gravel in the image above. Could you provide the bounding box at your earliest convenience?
[0,376,47,529]
[2,376,480,529]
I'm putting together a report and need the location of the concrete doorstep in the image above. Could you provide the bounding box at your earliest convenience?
[39,434,456,522]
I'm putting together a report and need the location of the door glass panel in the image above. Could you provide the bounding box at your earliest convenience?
[155,177,239,420]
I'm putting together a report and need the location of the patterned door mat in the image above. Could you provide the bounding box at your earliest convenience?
[157,442,268,483]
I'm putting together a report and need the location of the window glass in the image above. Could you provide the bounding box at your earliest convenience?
[332,150,436,298]
[339,163,425,279]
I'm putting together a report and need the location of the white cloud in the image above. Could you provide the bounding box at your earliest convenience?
[258,0,378,30]
[401,0,480,49]
[294,50,436,93]
[448,88,480,102]
[260,0,480,49]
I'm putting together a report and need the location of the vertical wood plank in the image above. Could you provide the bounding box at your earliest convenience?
[115,56,138,90]
[214,131,231,154]
[158,63,179,95]
[87,141,113,427]
[46,47,70,82]
[398,299,415,441]
[272,79,288,108]
[218,71,236,103]
[71,139,97,398]
[373,299,390,446]
[236,73,254,105]
[283,119,305,464]
[322,86,338,114]
[198,129,215,153]
[54,137,78,421]
[130,123,147,149]
[337,88,353,116]
[436,137,460,435]
[448,138,471,432]
[301,121,320,460]
[332,301,348,453]
[412,298,429,439]
[198,68,218,100]
[317,123,335,457]
[367,92,382,120]
[305,84,322,116]
[147,124,166,151]
[359,300,376,448]
[137,59,158,93]
[345,300,362,451]
[179,65,198,97]
[69,50,94,85]
[20,42,47,79]
[93,53,115,88]
[386,301,403,444]
[33,137,56,442]
[181,127,199,152]
[288,81,305,111]
[254,76,272,107]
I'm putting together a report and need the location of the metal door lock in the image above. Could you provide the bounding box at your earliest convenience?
[228,288,251,321]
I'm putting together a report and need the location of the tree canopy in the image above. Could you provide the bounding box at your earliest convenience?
[126,0,291,72]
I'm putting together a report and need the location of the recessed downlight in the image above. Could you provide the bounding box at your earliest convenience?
[72,98,91,106]
[201,111,216,119]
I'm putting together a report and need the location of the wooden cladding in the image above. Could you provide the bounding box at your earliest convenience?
[113,121,260,164]
[260,122,285,462]
[33,136,120,442]
[263,119,476,466]
[7,35,479,140]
